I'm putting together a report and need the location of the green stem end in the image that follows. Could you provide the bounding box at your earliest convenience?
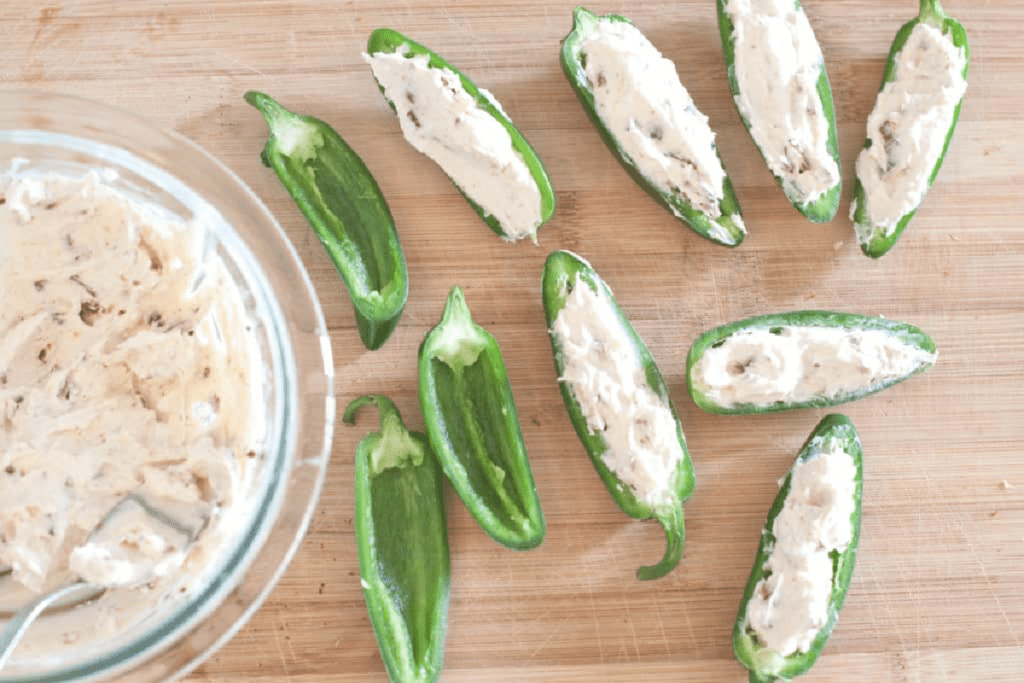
[343,395,404,431]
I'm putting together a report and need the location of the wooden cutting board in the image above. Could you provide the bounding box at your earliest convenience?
[2,0,1022,680]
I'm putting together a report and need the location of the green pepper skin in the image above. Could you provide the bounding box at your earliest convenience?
[687,310,937,415]
[560,7,745,248]
[851,0,970,258]
[418,287,545,550]
[542,250,695,580]
[716,0,841,223]
[245,92,408,350]
[366,28,556,242]
[734,414,863,683]
[344,396,450,683]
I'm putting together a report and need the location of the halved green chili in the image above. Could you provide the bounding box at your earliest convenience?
[850,0,970,258]
[365,28,556,242]
[687,310,937,415]
[418,287,545,550]
[734,414,863,683]
[542,250,695,580]
[561,7,745,247]
[716,0,841,222]
[245,91,408,350]
[344,395,450,683]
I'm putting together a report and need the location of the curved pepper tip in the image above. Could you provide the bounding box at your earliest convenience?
[635,503,685,581]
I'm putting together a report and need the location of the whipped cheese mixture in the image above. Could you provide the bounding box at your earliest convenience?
[0,169,263,654]
[853,22,968,237]
[364,48,542,241]
[551,275,684,506]
[725,0,840,204]
[746,437,857,656]
[693,325,936,407]
[580,19,743,242]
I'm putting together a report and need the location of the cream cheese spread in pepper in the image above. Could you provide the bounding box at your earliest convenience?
[725,0,840,204]
[579,19,741,242]
[551,276,684,506]
[693,325,937,408]
[364,49,542,241]
[746,436,857,656]
[853,22,968,237]
[0,168,263,651]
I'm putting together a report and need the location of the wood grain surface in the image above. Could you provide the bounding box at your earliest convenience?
[2,0,1022,681]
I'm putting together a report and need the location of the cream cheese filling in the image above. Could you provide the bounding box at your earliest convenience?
[746,437,857,656]
[364,48,542,241]
[725,0,839,204]
[580,19,742,241]
[693,324,936,407]
[853,22,968,237]
[551,276,684,506]
[0,168,263,657]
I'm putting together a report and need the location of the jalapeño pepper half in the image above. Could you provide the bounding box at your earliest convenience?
[687,311,938,415]
[561,7,745,247]
[850,0,970,258]
[246,92,408,350]
[716,0,841,222]
[365,28,556,242]
[418,287,545,550]
[542,250,695,580]
[734,414,863,682]
[344,395,450,683]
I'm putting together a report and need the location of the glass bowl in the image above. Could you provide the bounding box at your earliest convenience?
[0,89,335,682]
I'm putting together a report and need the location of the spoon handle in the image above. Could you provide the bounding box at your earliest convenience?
[0,583,104,672]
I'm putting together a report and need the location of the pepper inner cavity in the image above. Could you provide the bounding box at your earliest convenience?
[368,465,440,662]
[431,359,528,526]
[311,152,397,300]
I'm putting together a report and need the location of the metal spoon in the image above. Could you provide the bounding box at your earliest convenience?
[0,582,105,670]
[0,494,201,672]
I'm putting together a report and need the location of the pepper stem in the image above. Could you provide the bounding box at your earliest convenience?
[429,287,488,370]
[920,0,945,21]
[345,395,425,474]
[636,502,684,580]
[344,394,404,428]
[244,90,287,129]
[572,6,599,33]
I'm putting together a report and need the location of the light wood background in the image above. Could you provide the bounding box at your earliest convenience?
[1,0,1022,681]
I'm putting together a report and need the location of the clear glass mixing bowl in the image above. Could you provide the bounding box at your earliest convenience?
[0,89,335,682]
